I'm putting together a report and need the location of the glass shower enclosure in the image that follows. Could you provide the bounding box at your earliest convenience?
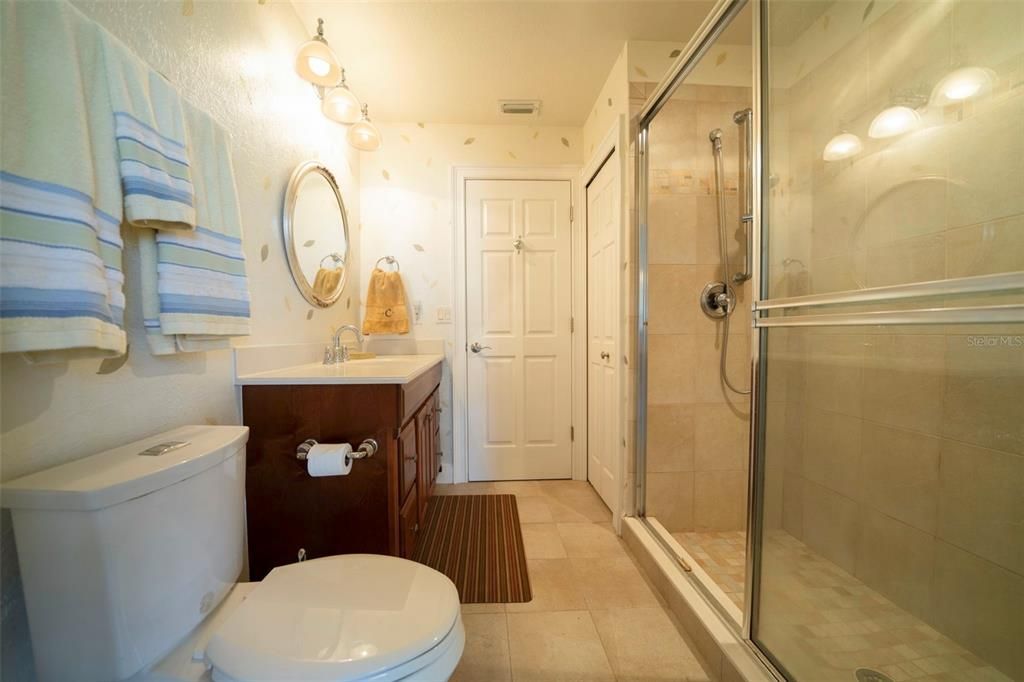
[636,0,1023,680]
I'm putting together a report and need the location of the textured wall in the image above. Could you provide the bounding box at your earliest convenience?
[357,123,582,481]
[582,46,629,163]
[0,2,360,679]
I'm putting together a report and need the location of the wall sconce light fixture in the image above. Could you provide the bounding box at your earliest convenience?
[822,131,862,161]
[295,18,381,150]
[931,67,994,105]
[294,18,342,88]
[868,106,920,139]
[322,70,362,125]
[346,105,382,152]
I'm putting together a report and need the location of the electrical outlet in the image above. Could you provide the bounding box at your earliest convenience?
[436,306,452,323]
[413,301,423,325]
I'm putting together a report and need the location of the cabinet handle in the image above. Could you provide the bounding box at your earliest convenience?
[413,523,419,533]
[297,548,307,562]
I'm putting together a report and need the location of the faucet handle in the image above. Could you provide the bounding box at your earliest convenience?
[323,346,335,365]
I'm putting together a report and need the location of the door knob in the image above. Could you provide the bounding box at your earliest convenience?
[470,342,492,353]
[600,351,610,360]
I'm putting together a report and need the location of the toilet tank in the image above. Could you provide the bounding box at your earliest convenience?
[1,425,248,682]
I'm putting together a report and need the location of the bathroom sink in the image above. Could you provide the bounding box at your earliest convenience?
[234,354,443,386]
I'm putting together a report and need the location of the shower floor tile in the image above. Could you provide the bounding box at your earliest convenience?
[757,531,1011,682]
[662,528,1011,680]
[671,530,747,609]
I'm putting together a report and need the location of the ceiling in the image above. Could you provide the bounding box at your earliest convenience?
[290,1,749,126]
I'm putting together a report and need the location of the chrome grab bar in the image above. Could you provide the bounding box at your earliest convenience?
[733,107,753,284]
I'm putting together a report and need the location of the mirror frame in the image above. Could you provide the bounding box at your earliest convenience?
[282,161,350,308]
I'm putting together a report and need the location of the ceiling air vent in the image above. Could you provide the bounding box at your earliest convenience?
[499,100,541,117]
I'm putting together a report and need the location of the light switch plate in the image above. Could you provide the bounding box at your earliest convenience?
[436,306,452,323]
[413,301,423,325]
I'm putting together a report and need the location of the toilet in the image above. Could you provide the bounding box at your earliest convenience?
[1,425,464,682]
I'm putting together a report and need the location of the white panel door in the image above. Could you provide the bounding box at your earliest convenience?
[586,155,620,509]
[466,179,573,480]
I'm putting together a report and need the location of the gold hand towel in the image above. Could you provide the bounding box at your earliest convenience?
[362,268,410,335]
[312,267,342,299]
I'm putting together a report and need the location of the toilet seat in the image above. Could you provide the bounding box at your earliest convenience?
[205,555,463,682]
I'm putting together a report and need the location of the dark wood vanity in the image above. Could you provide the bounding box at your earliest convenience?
[240,361,442,580]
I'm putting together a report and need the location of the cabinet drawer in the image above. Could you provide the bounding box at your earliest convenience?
[398,419,417,501]
[399,485,419,559]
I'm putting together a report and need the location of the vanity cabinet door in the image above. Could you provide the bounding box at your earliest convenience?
[398,419,417,503]
[432,392,441,489]
[415,397,434,521]
[399,485,419,559]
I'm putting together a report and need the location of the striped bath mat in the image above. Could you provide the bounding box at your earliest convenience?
[414,494,532,603]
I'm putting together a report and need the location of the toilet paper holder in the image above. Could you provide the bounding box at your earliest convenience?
[295,438,378,464]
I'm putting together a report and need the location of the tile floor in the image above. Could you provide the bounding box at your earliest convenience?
[435,480,712,682]
[671,530,747,609]
[667,527,1012,682]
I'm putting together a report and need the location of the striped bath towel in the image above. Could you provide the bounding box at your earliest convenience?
[0,2,126,357]
[101,29,195,231]
[141,100,250,354]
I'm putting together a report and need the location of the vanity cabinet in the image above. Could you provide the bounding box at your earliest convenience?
[241,361,442,579]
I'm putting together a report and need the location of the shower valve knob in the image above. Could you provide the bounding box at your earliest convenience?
[700,281,736,319]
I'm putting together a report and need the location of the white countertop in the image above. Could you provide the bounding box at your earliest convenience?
[234,354,444,386]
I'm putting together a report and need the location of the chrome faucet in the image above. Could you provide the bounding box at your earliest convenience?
[325,324,363,364]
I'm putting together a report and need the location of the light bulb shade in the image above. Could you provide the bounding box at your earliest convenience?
[868,106,920,139]
[347,118,382,151]
[822,132,862,161]
[322,86,362,124]
[294,38,342,87]
[931,67,994,104]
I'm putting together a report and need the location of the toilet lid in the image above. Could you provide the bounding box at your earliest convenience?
[205,555,461,682]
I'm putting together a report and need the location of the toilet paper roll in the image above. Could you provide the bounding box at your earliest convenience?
[306,443,353,477]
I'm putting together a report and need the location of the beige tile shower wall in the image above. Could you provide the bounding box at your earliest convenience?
[0,2,362,679]
[764,1,1024,677]
[357,123,582,482]
[640,82,753,534]
[770,324,1024,680]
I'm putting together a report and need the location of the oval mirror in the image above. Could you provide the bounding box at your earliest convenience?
[282,162,350,307]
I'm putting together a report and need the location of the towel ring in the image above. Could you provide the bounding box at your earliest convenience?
[375,255,400,271]
[320,252,345,269]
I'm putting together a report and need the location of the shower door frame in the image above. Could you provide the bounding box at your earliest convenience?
[633,0,775,666]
